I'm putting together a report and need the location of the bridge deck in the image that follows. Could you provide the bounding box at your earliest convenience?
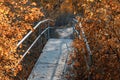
[28,39,73,80]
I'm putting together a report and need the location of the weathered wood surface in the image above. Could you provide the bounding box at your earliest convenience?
[28,39,73,80]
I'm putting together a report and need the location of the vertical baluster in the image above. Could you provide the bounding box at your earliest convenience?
[48,21,50,39]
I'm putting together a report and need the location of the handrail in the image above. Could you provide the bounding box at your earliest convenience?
[17,19,53,47]
[79,22,93,66]
[73,19,93,80]
[16,19,53,66]
[73,19,93,68]
[17,27,50,66]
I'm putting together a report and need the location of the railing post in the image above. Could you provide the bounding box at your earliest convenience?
[48,22,50,39]
[38,25,41,45]
[72,20,76,39]
[89,54,93,67]
[44,23,47,40]
[72,24,75,39]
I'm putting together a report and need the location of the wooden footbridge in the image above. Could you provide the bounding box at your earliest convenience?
[16,19,93,80]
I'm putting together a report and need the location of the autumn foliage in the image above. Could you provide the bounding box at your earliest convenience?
[0,0,44,79]
[70,0,120,80]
